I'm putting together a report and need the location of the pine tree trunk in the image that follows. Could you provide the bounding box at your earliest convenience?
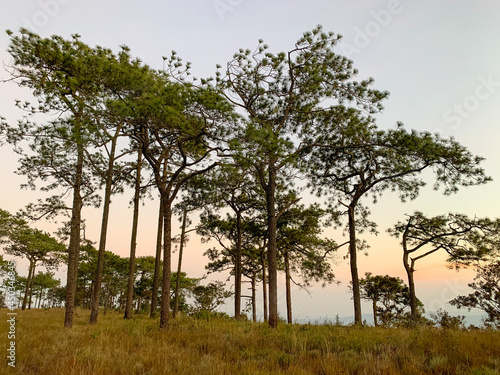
[22,260,34,310]
[103,285,109,316]
[285,250,292,324]
[251,275,257,322]
[150,199,164,318]
[64,140,84,328]
[173,206,187,318]
[159,198,172,328]
[266,163,278,328]
[348,204,362,325]
[28,268,36,309]
[90,129,121,324]
[261,251,268,322]
[403,247,418,322]
[124,151,142,319]
[372,298,378,327]
[88,281,94,310]
[234,211,242,319]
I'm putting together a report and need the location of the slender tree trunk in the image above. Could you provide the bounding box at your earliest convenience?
[103,284,109,316]
[29,275,35,309]
[234,211,242,319]
[251,275,257,322]
[403,245,418,322]
[173,206,187,318]
[28,268,36,309]
[139,273,146,313]
[372,298,378,327]
[261,251,268,322]
[124,151,142,319]
[285,250,292,324]
[88,281,94,310]
[348,204,362,325]
[135,273,145,314]
[22,260,34,310]
[90,130,121,324]
[64,140,84,328]
[266,163,278,328]
[159,198,172,329]
[150,199,164,318]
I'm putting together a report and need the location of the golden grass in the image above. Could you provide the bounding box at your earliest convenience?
[1,308,499,375]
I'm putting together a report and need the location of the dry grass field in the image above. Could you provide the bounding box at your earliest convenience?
[1,308,499,375]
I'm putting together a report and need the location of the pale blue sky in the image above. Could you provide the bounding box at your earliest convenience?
[1,0,499,321]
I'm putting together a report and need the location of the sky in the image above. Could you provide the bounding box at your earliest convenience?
[0,0,499,322]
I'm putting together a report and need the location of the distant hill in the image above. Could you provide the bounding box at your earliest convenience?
[332,313,487,327]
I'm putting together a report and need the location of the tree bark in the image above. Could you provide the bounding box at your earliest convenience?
[28,273,35,309]
[403,243,418,322]
[348,204,362,325]
[159,198,172,328]
[103,284,109,316]
[251,275,257,322]
[135,272,145,313]
[124,151,142,319]
[261,251,268,322]
[266,163,278,328]
[90,128,121,324]
[150,199,164,318]
[234,211,242,319]
[285,250,292,324]
[88,281,94,310]
[64,140,84,328]
[372,298,378,327]
[173,206,187,318]
[22,260,34,310]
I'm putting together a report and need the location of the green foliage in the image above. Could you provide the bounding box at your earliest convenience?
[430,309,466,329]
[168,271,200,314]
[30,271,61,307]
[190,310,231,321]
[211,25,390,183]
[309,121,490,205]
[200,212,262,267]
[389,212,499,267]
[1,210,65,274]
[450,260,500,328]
[5,227,65,267]
[359,272,420,326]
[74,245,128,309]
[277,201,338,287]
[1,30,129,219]
[191,281,232,313]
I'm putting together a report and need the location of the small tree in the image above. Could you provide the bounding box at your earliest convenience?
[4,226,64,310]
[389,212,498,322]
[450,260,500,328]
[359,273,418,326]
[277,200,338,324]
[430,309,466,330]
[30,271,60,308]
[191,281,232,314]
[169,272,199,314]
